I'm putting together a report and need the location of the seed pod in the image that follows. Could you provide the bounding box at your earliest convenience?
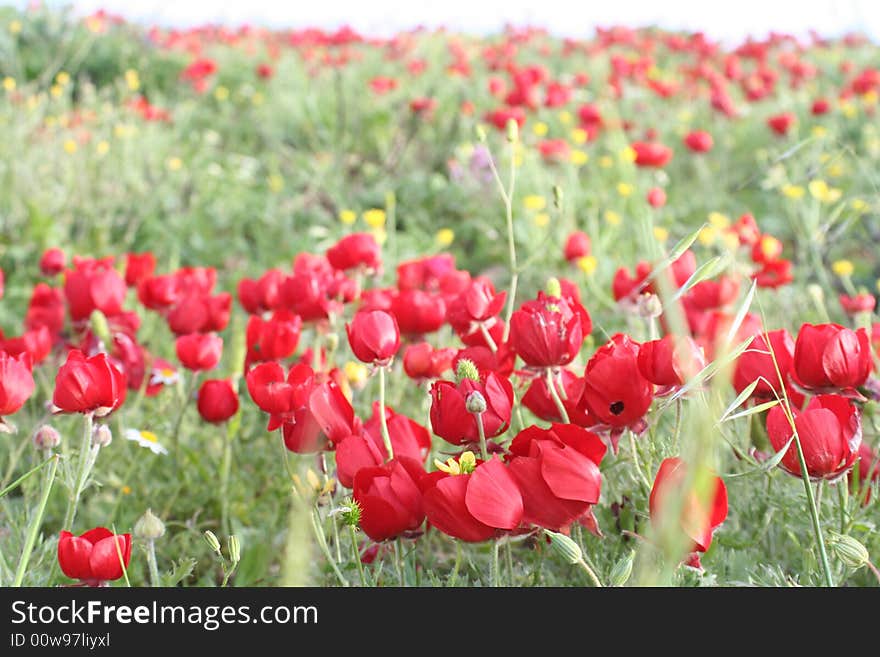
[546,530,582,565]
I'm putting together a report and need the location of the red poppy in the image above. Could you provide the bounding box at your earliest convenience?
[631,141,673,167]
[53,350,126,416]
[124,252,156,287]
[256,63,274,79]
[733,213,761,245]
[733,329,802,405]
[839,293,875,316]
[175,332,223,372]
[167,292,231,335]
[646,187,667,208]
[422,457,523,541]
[507,423,605,531]
[766,395,861,480]
[0,326,52,365]
[683,130,713,153]
[509,292,586,368]
[752,259,793,289]
[0,352,35,430]
[354,457,425,542]
[521,370,591,425]
[137,274,180,311]
[25,283,65,336]
[402,342,455,381]
[850,441,879,503]
[346,310,400,365]
[811,98,831,115]
[563,231,591,263]
[767,112,796,135]
[751,235,783,265]
[390,289,446,336]
[792,323,872,393]
[445,278,506,344]
[197,379,239,423]
[39,248,66,276]
[326,233,381,273]
[238,269,284,315]
[63,257,127,322]
[649,457,728,558]
[582,334,653,429]
[637,335,705,387]
[245,310,302,366]
[429,372,513,446]
[484,106,526,131]
[612,261,652,302]
[58,528,132,585]
[453,343,516,378]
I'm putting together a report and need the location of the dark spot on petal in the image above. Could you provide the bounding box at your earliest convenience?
[610,401,625,415]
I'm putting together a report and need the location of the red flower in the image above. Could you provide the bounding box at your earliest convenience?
[137,274,180,311]
[58,528,132,585]
[510,292,586,368]
[521,370,591,425]
[583,334,654,429]
[402,342,455,381]
[751,235,783,264]
[346,310,400,365]
[0,352,35,430]
[0,326,52,365]
[767,112,796,135]
[63,257,127,322]
[683,130,713,153]
[39,248,66,276]
[850,441,879,503]
[354,457,425,542]
[26,283,65,336]
[369,76,398,94]
[197,379,239,423]
[612,261,652,301]
[422,457,523,541]
[256,63,274,79]
[238,269,284,315]
[733,213,761,245]
[124,252,156,287]
[429,372,513,446]
[245,310,302,366]
[484,106,526,131]
[766,395,861,480]
[649,457,728,555]
[453,344,516,378]
[733,329,802,405]
[811,98,830,115]
[637,335,705,387]
[390,290,446,336]
[53,350,126,415]
[507,423,605,531]
[792,323,872,392]
[631,141,673,167]
[181,58,217,82]
[445,278,506,343]
[563,231,591,263]
[839,293,875,316]
[753,259,793,289]
[646,187,667,208]
[175,333,223,372]
[538,138,570,162]
[326,233,381,273]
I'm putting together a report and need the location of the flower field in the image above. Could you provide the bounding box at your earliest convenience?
[1,6,879,588]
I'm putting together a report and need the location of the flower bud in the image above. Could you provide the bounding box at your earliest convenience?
[134,508,166,541]
[636,293,663,319]
[506,117,519,143]
[228,535,241,563]
[89,309,112,348]
[33,425,61,451]
[92,424,112,447]
[324,333,339,353]
[546,530,583,565]
[455,358,480,384]
[204,530,222,554]
[475,124,487,143]
[545,277,562,299]
[466,390,487,414]
[609,551,635,586]
[553,185,564,210]
[828,531,869,569]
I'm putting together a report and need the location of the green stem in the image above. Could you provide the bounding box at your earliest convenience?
[628,431,651,493]
[545,368,570,424]
[349,526,367,587]
[491,539,501,587]
[836,481,848,534]
[378,367,393,459]
[62,412,94,530]
[220,425,234,536]
[577,557,603,587]
[475,412,489,461]
[13,455,59,587]
[310,508,348,587]
[0,457,54,499]
[395,538,406,586]
[146,539,160,587]
[792,433,834,587]
[171,372,199,470]
[448,540,462,587]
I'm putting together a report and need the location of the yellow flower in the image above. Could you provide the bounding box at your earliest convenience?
[598,155,613,169]
[570,128,587,144]
[343,361,368,387]
[338,209,356,225]
[832,260,853,277]
[707,212,730,229]
[677,109,693,123]
[577,255,597,275]
[533,213,550,228]
[96,140,110,155]
[811,126,827,138]
[604,210,621,226]
[55,71,70,86]
[363,208,386,228]
[268,174,284,193]
[371,227,387,245]
[9,20,22,34]
[781,184,805,199]
[826,162,844,178]
[523,195,546,212]
[619,146,637,163]
[435,228,454,247]
[863,90,878,107]
[214,85,229,101]
[63,139,77,154]
[841,101,857,119]
[570,149,588,166]
[808,179,841,203]
[3,76,15,92]
[722,232,740,251]
[851,199,868,214]
[435,451,477,476]
[653,226,669,242]
[532,121,548,137]
[166,157,183,171]
[125,69,140,91]
[121,485,132,495]
[616,182,633,198]
[252,91,264,106]
[558,110,572,125]
[698,225,717,245]
[50,85,62,98]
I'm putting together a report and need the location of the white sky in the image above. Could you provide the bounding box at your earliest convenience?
[31,0,880,41]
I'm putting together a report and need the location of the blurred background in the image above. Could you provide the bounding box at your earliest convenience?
[24,0,880,40]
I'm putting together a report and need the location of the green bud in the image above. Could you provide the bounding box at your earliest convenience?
[204,530,222,554]
[324,333,339,353]
[455,358,480,384]
[636,293,663,319]
[92,424,112,448]
[545,277,562,299]
[506,118,519,143]
[32,425,61,451]
[228,535,241,564]
[553,185,563,210]
[546,530,582,565]
[465,390,487,414]
[828,531,869,569]
[89,309,112,347]
[134,508,166,541]
[475,124,488,143]
[806,284,824,306]
[336,498,362,527]
[609,551,635,587]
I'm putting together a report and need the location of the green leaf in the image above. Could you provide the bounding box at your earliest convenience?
[670,255,728,302]
[662,338,752,407]
[722,400,779,423]
[726,280,757,345]
[718,380,759,422]
[646,224,705,284]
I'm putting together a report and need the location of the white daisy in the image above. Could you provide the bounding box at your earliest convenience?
[124,429,169,455]
[149,366,179,387]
